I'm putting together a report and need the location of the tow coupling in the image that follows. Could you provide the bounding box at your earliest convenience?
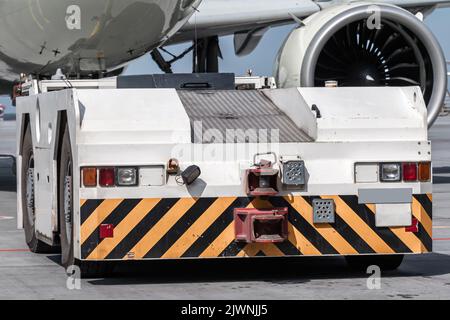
[234,207,288,243]
[245,152,279,196]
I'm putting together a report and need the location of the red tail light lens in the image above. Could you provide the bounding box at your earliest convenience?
[99,168,115,187]
[402,163,417,182]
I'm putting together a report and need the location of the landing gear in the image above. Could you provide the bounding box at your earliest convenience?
[151,36,221,74]
[193,36,220,73]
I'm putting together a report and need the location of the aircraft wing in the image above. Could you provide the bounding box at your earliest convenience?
[171,0,450,55]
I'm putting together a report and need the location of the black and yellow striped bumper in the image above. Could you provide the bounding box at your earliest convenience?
[79,194,432,260]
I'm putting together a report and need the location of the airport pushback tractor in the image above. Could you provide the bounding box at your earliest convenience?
[15,74,432,276]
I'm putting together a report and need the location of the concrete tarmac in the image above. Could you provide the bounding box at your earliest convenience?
[0,117,449,300]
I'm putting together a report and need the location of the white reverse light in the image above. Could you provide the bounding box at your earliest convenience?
[380,163,401,182]
[116,168,138,186]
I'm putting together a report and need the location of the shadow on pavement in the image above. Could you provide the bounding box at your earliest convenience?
[76,253,450,286]
[0,157,16,192]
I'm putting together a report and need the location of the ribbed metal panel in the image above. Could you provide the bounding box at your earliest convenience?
[178,90,313,143]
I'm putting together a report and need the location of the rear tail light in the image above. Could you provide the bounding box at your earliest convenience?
[359,162,431,183]
[418,162,431,182]
[380,163,401,182]
[402,163,418,182]
[82,167,97,187]
[99,168,115,187]
[82,167,143,187]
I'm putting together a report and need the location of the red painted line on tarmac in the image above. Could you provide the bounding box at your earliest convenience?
[433,238,450,241]
[0,249,30,252]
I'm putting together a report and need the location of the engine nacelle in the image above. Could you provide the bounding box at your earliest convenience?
[274,3,447,127]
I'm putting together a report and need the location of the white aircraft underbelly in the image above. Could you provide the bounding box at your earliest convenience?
[0,0,198,84]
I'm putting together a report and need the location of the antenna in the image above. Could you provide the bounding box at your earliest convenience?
[192,5,200,73]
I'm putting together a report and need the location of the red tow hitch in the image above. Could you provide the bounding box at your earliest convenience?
[245,153,279,196]
[234,208,288,243]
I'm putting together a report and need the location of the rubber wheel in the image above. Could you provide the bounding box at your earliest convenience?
[58,125,114,278]
[345,254,404,271]
[21,125,53,253]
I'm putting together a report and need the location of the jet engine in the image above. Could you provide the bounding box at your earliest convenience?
[274,3,447,127]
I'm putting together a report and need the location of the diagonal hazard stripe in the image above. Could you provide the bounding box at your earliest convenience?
[287,222,321,255]
[365,204,426,253]
[80,199,123,245]
[105,198,179,259]
[80,199,103,225]
[80,199,87,208]
[286,196,358,255]
[200,199,263,257]
[225,198,302,257]
[182,198,251,257]
[81,199,142,259]
[236,243,284,257]
[340,196,411,253]
[162,197,237,258]
[126,198,197,259]
[86,199,161,260]
[414,194,432,218]
[329,196,395,254]
[412,196,432,238]
[145,198,217,258]
[273,237,304,256]
[200,222,235,258]
[270,197,337,255]
[303,197,374,254]
[201,198,269,257]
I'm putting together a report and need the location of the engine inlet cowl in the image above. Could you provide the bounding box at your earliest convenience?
[274,3,447,127]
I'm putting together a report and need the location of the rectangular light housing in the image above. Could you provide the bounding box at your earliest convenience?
[355,163,379,183]
[402,163,418,182]
[356,162,432,183]
[116,167,138,186]
[418,162,431,182]
[82,167,97,187]
[380,163,401,182]
[99,168,115,187]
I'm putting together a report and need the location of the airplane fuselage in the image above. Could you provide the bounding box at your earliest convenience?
[0,0,198,91]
